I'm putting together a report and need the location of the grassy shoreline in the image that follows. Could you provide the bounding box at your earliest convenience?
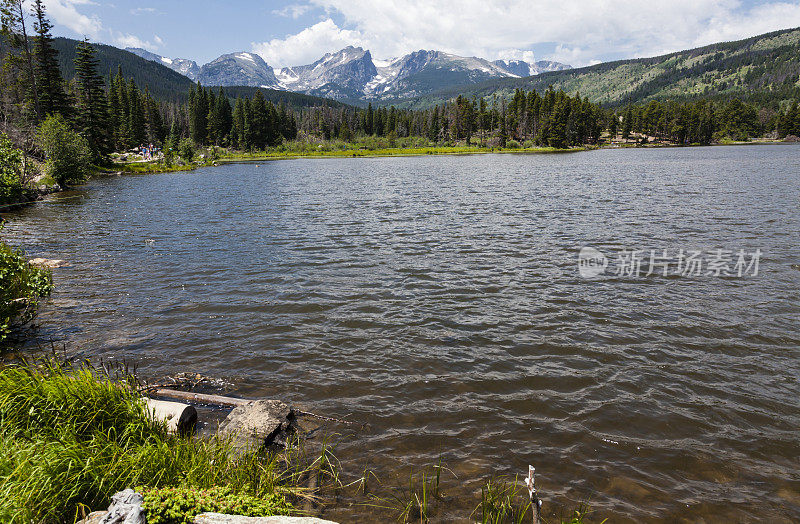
[105,139,794,177]
[0,361,595,523]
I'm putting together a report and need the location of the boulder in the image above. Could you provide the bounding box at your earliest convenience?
[218,400,295,450]
[28,257,68,268]
[99,489,145,524]
[194,514,338,524]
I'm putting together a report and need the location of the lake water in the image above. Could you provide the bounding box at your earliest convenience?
[2,145,800,522]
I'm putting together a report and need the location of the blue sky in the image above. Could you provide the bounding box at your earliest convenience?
[43,0,800,67]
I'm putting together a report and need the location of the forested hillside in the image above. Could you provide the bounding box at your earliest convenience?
[52,37,193,102]
[50,38,348,108]
[395,27,800,109]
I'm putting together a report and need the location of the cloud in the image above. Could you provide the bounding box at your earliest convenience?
[252,0,800,66]
[130,7,164,16]
[113,32,161,51]
[271,3,312,19]
[252,18,365,67]
[42,0,102,38]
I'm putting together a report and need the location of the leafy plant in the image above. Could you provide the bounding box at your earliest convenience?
[139,486,291,524]
[0,239,53,343]
[178,138,196,161]
[0,134,25,206]
[35,114,92,186]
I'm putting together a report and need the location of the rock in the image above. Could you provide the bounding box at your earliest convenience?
[99,489,145,524]
[218,400,295,451]
[76,511,108,524]
[28,257,68,268]
[144,398,197,434]
[194,514,338,524]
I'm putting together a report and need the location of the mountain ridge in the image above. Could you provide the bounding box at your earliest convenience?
[390,26,800,109]
[127,45,571,101]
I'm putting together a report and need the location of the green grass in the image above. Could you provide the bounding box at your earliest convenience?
[473,476,533,524]
[0,361,335,523]
[103,143,580,177]
[221,145,577,162]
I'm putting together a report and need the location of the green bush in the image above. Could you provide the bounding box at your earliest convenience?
[178,138,196,161]
[35,114,92,187]
[506,139,521,149]
[0,134,25,206]
[140,486,291,524]
[0,240,53,343]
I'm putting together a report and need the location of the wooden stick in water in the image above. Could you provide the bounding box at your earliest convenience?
[150,388,251,407]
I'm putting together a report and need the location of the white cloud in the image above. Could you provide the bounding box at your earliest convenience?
[113,32,161,51]
[271,4,312,19]
[42,0,102,38]
[252,18,364,67]
[130,7,163,16]
[253,0,800,67]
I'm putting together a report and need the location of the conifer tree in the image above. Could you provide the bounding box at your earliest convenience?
[73,39,110,160]
[189,82,208,144]
[1,0,39,120]
[31,0,67,118]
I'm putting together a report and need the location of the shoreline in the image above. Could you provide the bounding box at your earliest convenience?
[3,139,795,212]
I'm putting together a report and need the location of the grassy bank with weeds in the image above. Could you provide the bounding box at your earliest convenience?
[0,361,334,523]
[0,360,606,523]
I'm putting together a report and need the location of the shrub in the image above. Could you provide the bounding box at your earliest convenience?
[35,114,92,187]
[0,134,25,206]
[0,240,53,343]
[178,138,195,161]
[139,486,291,524]
[506,139,521,149]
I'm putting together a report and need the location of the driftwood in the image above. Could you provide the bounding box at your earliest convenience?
[150,388,365,428]
[150,388,250,407]
[144,398,197,434]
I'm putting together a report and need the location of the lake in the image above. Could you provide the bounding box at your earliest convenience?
[3,145,799,522]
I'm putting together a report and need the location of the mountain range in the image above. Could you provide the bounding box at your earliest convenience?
[395,26,800,109]
[126,46,570,101]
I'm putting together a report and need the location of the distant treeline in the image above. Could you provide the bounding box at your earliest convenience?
[613,97,800,143]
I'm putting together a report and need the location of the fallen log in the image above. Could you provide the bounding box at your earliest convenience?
[151,388,250,407]
[144,398,198,434]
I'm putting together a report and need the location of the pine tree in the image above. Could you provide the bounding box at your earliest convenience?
[189,82,208,144]
[127,79,145,146]
[31,0,67,118]
[1,0,39,120]
[231,96,246,149]
[73,39,110,160]
[249,90,268,149]
[144,87,164,143]
[622,105,633,140]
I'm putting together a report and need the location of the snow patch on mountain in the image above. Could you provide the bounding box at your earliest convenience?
[127,44,571,100]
